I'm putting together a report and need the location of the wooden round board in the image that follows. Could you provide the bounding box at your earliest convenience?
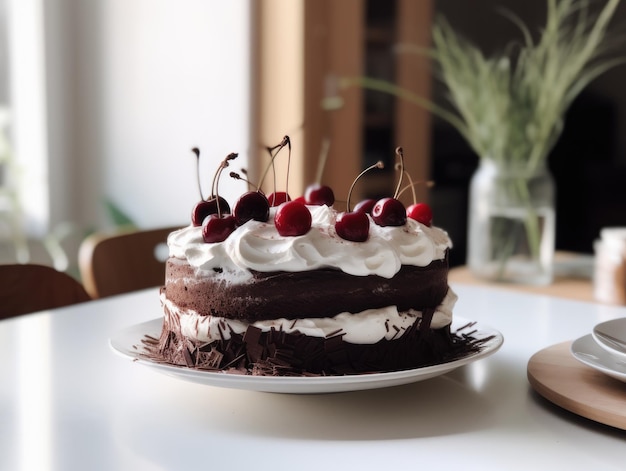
[527,341,626,430]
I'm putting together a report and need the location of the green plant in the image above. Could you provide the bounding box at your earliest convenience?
[337,0,625,282]
[341,0,625,171]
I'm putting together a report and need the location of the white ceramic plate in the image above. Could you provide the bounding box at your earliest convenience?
[571,334,626,383]
[592,317,626,360]
[110,317,503,394]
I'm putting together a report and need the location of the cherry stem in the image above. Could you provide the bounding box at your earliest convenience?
[192,147,204,200]
[285,136,292,200]
[346,161,384,212]
[230,171,259,191]
[212,152,238,216]
[243,169,252,191]
[268,145,277,201]
[257,136,290,193]
[315,137,331,184]
[395,164,417,204]
[240,168,250,190]
[397,180,435,199]
[393,147,405,199]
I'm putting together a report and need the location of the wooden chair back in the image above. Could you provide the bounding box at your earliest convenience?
[78,226,178,299]
[0,264,91,320]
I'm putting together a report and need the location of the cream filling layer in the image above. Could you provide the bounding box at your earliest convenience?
[162,288,457,345]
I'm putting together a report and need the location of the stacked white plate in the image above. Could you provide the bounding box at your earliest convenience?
[570,318,626,383]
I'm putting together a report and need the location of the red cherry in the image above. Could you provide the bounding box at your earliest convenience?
[267,191,291,207]
[191,197,231,226]
[233,191,270,225]
[372,198,407,227]
[274,201,312,236]
[407,202,433,226]
[353,198,376,215]
[335,211,369,242]
[305,184,335,206]
[202,214,237,243]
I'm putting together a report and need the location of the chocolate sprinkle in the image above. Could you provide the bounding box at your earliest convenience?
[138,305,492,377]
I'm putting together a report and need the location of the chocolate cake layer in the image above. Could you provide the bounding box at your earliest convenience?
[163,253,449,321]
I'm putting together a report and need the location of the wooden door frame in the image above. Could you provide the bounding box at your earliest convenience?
[251,0,433,205]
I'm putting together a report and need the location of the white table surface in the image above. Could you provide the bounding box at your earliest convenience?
[1,283,626,471]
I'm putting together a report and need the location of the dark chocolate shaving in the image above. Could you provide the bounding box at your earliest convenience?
[139,313,491,377]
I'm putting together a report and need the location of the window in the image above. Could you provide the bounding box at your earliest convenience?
[1,1,252,270]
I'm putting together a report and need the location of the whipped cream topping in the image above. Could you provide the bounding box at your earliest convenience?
[168,204,451,282]
[164,288,457,345]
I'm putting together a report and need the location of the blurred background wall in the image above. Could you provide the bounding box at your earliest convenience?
[1,0,625,273]
[1,0,251,271]
[5,0,251,232]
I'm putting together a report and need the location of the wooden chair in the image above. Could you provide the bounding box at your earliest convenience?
[0,264,91,320]
[78,226,179,299]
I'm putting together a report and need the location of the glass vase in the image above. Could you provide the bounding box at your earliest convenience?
[467,159,556,285]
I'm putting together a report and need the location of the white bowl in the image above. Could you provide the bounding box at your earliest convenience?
[592,317,626,360]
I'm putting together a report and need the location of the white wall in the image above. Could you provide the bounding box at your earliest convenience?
[42,0,251,233]
[7,0,49,236]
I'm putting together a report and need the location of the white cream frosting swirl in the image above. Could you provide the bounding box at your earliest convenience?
[168,204,451,283]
